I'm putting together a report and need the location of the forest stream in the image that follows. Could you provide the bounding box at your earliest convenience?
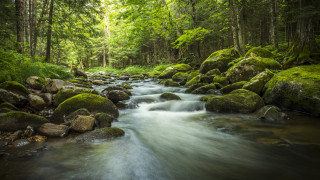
[1,79,319,180]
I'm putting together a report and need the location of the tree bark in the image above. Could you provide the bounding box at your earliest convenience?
[102,0,112,67]
[30,0,37,57]
[228,0,243,56]
[102,46,106,67]
[15,0,25,54]
[270,0,278,49]
[45,0,53,63]
[24,0,29,50]
[234,0,246,55]
[34,0,48,57]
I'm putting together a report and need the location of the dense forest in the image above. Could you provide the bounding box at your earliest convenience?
[1,0,319,71]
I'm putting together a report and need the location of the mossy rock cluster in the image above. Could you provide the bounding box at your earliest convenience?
[243,71,274,94]
[94,113,114,128]
[107,90,130,104]
[185,83,207,93]
[263,65,320,116]
[52,93,119,123]
[0,81,29,97]
[199,48,238,74]
[54,87,97,106]
[205,89,264,113]
[0,88,28,107]
[121,82,133,89]
[212,76,229,86]
[226,57,281,83]
[26,76,47,90]
[245,47,274,58]
[67,79,92,88]
[0,111,49,131]
[172,72,188,83]
[184,75,200,87]
[220,81,247,94]
[159,64,192,79]
[191,84,216,94]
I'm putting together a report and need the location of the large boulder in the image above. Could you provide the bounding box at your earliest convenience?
[107,90,130,104]
[191,84,216,94]
[245,47,273,58]
[54,87,96,106]
[70,115,95,132]
[220,81,247,94]
[71,127,124,143]
[0,88,28,107]
[226,57,281,83]
[65,108,91,123]
[262,65,320,116]
[0,111,49,131]
[28,94,46,111]
[73,68,87,78]
[185,83,207,93]
[205,89,264,113]
[243,71,274,94]
[160,92,181,100]
[159,64,192,79]
[164,79,180,87]
[184,75,200,87]
[26,76,47,90]
[172,72,188,83]
[42,79,75,93]
[94,113,114,128]
[200,48,238,74]
[39,123,69,137]
[51,93,119,123]
[0,81,29,97]
[254,105,288,123]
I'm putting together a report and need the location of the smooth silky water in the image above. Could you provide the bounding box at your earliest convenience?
[1,80,320,180]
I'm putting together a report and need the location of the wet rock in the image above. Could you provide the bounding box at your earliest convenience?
[245,47,273,58]
[220,81,247,94]
[205,89,264,113]
[205,68,221,76]
[23,125,35,137]
[65,108,91,123]
[26,76,47,90]
[200,48,238,73]
[172,72,188,83]
[54,87,96,106]
[243,71,274,94]
[164,79,180,87]
[0,102,18,111]
[71,127,124,143]
[185,83,207,93]
[263,65,320,116]
[0,111,49,131]
[160,92,181,101]
[7,130,23,142]
[0,88,28,107]
[255,105,289,123]
[226,57,281,83]
[52,93,119,123]
[119,76,129,80]
[39,123,69,137]
[191,84,216,94]
[212,76,229,86]
[28,94,46,111]
[103,86,132,96]
[70,115,95,132]
[12,139,30,147]
[42,79,75,93]
[93,80,105,85]
[95,113,114,128]
[0,81,29,97]
[107,90,130,104]
[159,64,192,79]
[116,101,127,109]
[184,75,200,88]
[121,82,133,89]
[42,93,53,106]
[199,74,214,84]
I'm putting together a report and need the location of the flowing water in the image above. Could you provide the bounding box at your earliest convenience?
[1,80,320,180]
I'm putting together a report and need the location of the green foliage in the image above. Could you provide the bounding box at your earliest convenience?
[172,27,211,49]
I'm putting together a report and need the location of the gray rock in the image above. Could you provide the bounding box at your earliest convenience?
[26,76,46,90]
[42,79,75,93]
[28,94,46,111]
[71,127,125,143]
[39,123,69,137]
[70,115,95,132]
[0,88,27,107]
[108,90,130,104]
[255,105,289,123]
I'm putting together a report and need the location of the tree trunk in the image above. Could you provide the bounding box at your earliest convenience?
[45,0,53,63]
[24,0,29,50]
[228,0,243,56]
[270,0,278,49]
[34,0,48,57]
[102,0,112,67]
[30,0,37,57]
[102,46,106,67]
[15,0,25,54]
[234,0,246,55]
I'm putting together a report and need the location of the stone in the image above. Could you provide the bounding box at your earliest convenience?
[0,102,18,111]
[0,111,49,131]
[51,93,119,123]
[220,81,247,94]
[107,90,130,104]
[65,108,91,122]
[262,65,320,116]
[7,130,23,142]
[172,72,188,82]
[93,80,105,85]
[70,115,95,132]
[94,113,114,128]
[26,76,47,90]
[205,69,221,76]
[71,127,125,143]
[184,75,201,87]
[0,88,27,107]
[254,105,289,123]
[42,79,75,93]
[121,82,133,89]
[73,68,87,78]
[39,123,69,137]
[185,83,207,93]
[0,81,29,97]
[243,71,274,94]
[54,87,96,106]
[103,86,132,96]
[160,92,181,100]
[245,47,273,58]
[205,89,265,113]
[226,57,281,83]
[191,84,216,94]
[28,135,47,143]
[42,93,53,105]
[212,76,229,86]
[159,64,192,79]
[164,79,180,87]
[28,94,46,111]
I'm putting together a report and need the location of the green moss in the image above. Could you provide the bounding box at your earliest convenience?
[0,111,49,131]
[94,113,114,128]
[52,93,119,123]
[0,108,12,113]
[213,83,224,89]
[148,71,161,78]
[192,84,216,94]
[0,81,29,96]
[243,71,274,94]
[200,95,216,102]
[72,127,125,143]
[160,92,181,100]
[185,83,207,93]
[187,71,200,81]
[164,79,180,87]
[67,80,92,88]
[220,81,247,94]
[212,76,229,86]
[171,64,192,72]
[205,89,264,113]
[199,74,214,84]
[245,47,273,58]
[205,69,221,76]
[184,75,200,87]
[0,102,18,111]
[54,88,96,107]
[65,108,91,122]
[172,72,188,82]
[159,64,192,79]
[121,82,133,89]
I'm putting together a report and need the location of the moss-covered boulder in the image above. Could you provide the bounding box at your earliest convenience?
[67,79,92,88]
[0,88,28,107]
[0,111,49,131]
[103,86,132,96]
[148,71,161,78]
[205,89,264,113]
[243,71,274,94]
[28,94,46,111]
[107,90,130,104]
[164,79,180,87]
[262,65,320,116]
[39,123,69,137]
[121,82,133,89]
[71,127,125,143]
[199,74,214,84]
[0,81,29,97]
[226,57,281,83]
[187,71,200,82]
[42,79,75,93]
[54,87,96,107]
[212,76,229,86]
[52,93,119,123]
[0,102,18,111]
[185,83,207,93]
[192,84,216,94]
[205,68,221,76]
[160,92,181,100]
[184,75,200,87]
[159,64,192,79]
[220,81,247,94]
[94,113,114,128]
[200,48,238,74]
[65,108,91,122]
[70,115,95,132]
[172,72,188,83]
[245,47,273,58]
[26,76,47,90]
[254,105,288,123]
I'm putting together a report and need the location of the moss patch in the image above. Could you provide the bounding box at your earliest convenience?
[184,75,200,87]
[160,92,181,100]
[243,71,274,94]
[192,84,216,94]
[164,79,180,87]
[172,72,188,82]
[54,88,95,107]
[220,81,247,94]
[0,81,29,96]
[245,47,273,58]
[72,127,125,143]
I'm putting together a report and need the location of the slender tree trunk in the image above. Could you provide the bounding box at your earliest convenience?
[228,0,243,56]
[15,0,25,54]
[24,0,29,50]
[45,0,53,63]
[234,0,245,55]
[102,46,106,67]
[270,0,278,49]
[30,0,37,57]
[102,0,112,67]
[34,0,48,57]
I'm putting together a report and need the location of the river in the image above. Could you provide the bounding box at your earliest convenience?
[1,79,320,180]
